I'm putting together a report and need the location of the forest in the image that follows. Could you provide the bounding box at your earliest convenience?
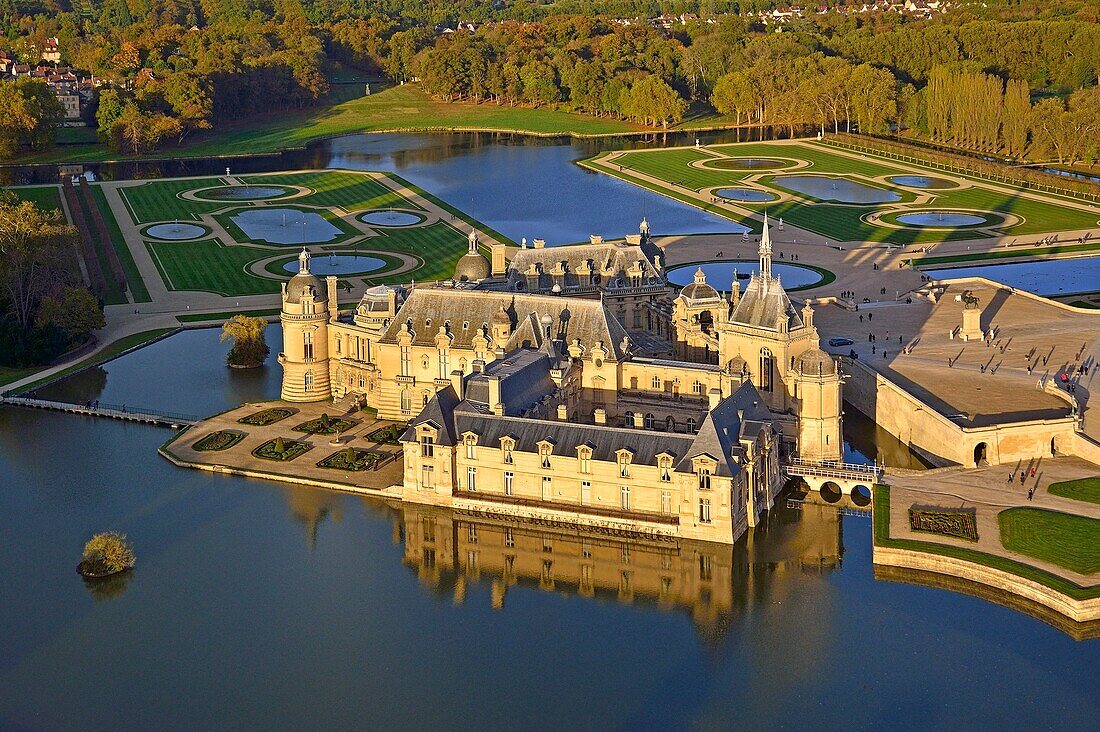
[0,0,1097,159]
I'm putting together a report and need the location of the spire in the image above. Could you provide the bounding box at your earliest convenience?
[640,217,650,237]
[759,212,772,293]
[298,247,310,274]
[694,266,707,285]
[467,229,479,255]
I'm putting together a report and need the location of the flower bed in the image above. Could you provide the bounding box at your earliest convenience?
[192,430,246,452]
[238,407,298,426]
[367,423,406,445]
[908,507,979,542]
[293,414,357,435]
[317,447,383,472]
[252,437,311,462]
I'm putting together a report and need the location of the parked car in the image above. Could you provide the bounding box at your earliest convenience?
[828,337,854,347]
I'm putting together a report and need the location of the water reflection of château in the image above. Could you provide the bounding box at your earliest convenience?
[394,500,843,643]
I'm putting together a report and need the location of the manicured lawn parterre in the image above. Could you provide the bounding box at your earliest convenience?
[146,238,278,296]
[998,507,1100,575]
[873,485,1100,600]
[317,447,386,472]
[587,141,1100,245]
[362,221,471,284]
[908,507,979,541]
[238,407,297,426]
[119,177,229,223]
[192,430,246,451]
[253,437,311,462]
[367,423,405,444]
[242,171,422,213]
[1047,476,1100,505]
[293,415,357,434]
[9,185,63,212]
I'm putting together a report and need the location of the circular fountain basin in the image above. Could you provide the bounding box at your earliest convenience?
[359,210,425,227]
[668,260,824,290]
[708,158,787,170]
[145,223,207,240]
[896,212,988,227]
[284,255,387,276]
[714,187,777,203]
[887,175,955,189]
[197,186,291,201]
[774,175,901,204]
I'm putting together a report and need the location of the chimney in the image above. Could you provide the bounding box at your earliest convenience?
[594,408,606,425]
[327,276,338,321]
[450,369,464,401]
[633,412,644,428]
[533,238,545,249]
[624,234,641,245]
[589,234,603,245]
[488,375,503,415]
[557,404,567,420]
[472,359,485,374]
[708,388,722,411]
[491,243,507,276]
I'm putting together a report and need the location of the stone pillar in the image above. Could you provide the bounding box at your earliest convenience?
[961,301,983,341]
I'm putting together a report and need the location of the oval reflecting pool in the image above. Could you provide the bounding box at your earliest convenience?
[897,212,988,227]
[708,158,787,170]
[144,223,207,240]
[359,210,425,227]
[668,260,824,290]
[231,209,342,244]
[925,256,1100,296]
[714,187,777,203]
[887,175,955,189]
[775,175,901,204]
[284,255,386,275]
[197,185,290,201]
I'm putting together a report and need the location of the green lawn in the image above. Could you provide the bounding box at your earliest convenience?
[119,178,230,223]
[872,485,1099,600]
[87,184,151,303]
[243,171,422,213]
[999,507,1100,574]
[177,308,281,323]
[1047,476,1100,505]
[147,239,279,296]
[19,84,648,164]
[362,221,470,284]
[591,140,1100,244]
[8,186,63,212]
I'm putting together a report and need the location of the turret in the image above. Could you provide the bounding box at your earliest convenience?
[279,248,331,402]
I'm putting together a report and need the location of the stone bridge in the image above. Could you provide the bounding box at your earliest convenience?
[784,457,883,499]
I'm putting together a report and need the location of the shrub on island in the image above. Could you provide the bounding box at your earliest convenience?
[293,413,357,435]
[238,407,297,426]
[252,436,311,461]
[192,430,246,451]
[77,532,136,578]
[221,315,270,369]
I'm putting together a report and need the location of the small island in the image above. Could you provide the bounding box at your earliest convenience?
[76,531,136,578]
[221,314,271,369]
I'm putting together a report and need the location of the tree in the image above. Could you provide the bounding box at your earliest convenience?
[95,88,125,142]
[35,287,105,341]
[711,71,755,125]
[221,314,270,368]
[625,75,686,129]
[1001,78,1030,158]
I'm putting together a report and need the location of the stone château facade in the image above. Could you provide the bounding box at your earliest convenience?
[278,217,842,543]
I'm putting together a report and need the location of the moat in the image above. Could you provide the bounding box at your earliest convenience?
[1,133,1098,728]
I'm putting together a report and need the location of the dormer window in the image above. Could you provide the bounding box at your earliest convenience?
[425,318,431,328]
[539,442,553,469]
[501,438,514,464]
[420,434,435,458]
[617,450,632,478]
[698,467,711,490]
[463,321,469,330]
[659,456,672,482]
[577,446,592,474]
[464,434,477,460]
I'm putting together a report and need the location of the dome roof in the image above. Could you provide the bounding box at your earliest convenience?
[454,251,491,282]
[492,305,511,325]
[797,348,836,376]
[680,267,720,302]
[284,249,326,305]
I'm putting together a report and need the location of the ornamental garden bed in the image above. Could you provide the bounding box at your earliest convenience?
[367,423,406,445]
[252,437,311,462]
[238,407,298,426]
[192,430,246,452]
[908,507,979,542]
[317,447,386,472]
[293,414,357,435]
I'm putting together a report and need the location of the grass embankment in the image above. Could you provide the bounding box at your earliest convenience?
[998,508,1100,575]
[1047,477,1100,505]
[19,85,649,165]
[4,328,177,395]
[146,238,277,296]
[872,485,1099,600]
[87,184,151,303]
[912,241,1100,267]
[9,185,63,212]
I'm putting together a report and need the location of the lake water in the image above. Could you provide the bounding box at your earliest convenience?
[775,175,902,204]
[668,260,823,290]
[232,209,342,245]
[2,133,1098,728]
[926,256,1100,296]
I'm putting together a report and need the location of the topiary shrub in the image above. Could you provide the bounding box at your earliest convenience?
[77,531,136,578]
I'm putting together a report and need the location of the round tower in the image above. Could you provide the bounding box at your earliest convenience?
[279,249,332,402]
[794,346,843,463]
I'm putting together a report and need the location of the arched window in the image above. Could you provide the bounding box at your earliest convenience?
[760,348,774,392]
[686,417,697,433]
[644,413,655,430]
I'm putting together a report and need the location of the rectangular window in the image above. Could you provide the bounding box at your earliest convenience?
[651,375,661,389]
[465,439,476,460]
[335,336,341,354]
[699,498,712,523]
[582,541,592,559]
[504,528,515,548]
[467,467,477,492]
[579,453,591,473]
[504,471,514,496]
[420,464,434,489]
[438,349,448,379]
[542,476,552,501]
[467,525,478,543]
[660,464,671,482]
[400,346,410,376]
[303,332,314,360]
[661,491,672,515]
[503,445,514,464]
[692,380,703,394]
[620,485,630,511]
[400,390,411,413]
[699,468,711,490]
[420,435,434,458]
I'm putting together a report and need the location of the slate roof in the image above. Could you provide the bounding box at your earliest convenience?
[728,273,803,331]
[379,289,630,359]
[675,381,773,477]
[463,349,556,416]
[506,241,662,292]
